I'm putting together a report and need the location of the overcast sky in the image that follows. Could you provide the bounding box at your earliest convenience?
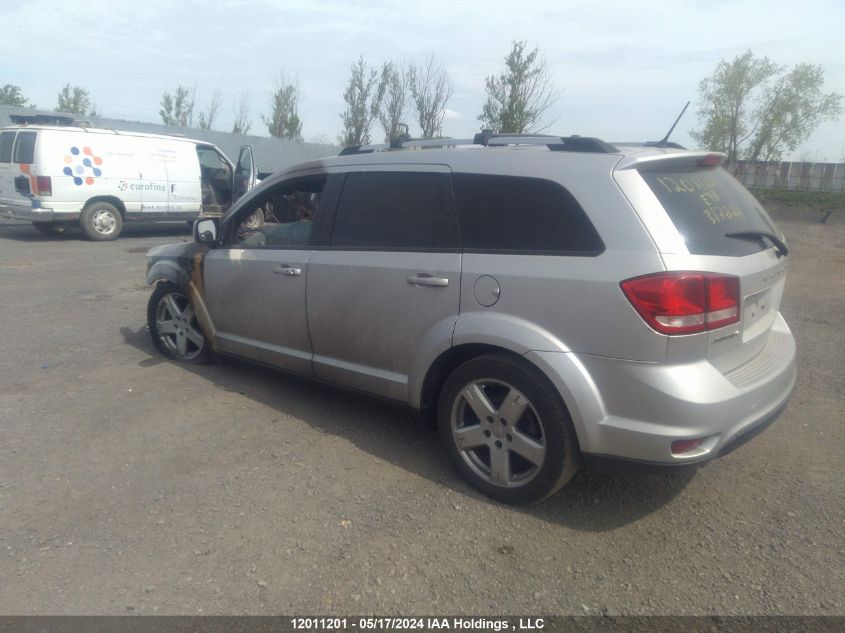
[4,0,844,159]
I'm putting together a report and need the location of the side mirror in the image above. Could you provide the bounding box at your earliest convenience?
[193,217,218,244]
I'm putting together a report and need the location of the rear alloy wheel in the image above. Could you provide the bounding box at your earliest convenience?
[80,201,123,241]
[147,282,210,363]
[438,354,579,504]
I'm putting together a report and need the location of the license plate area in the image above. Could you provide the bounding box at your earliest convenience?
[742,287,774,341]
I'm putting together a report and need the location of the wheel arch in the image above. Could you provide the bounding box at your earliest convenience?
[416,345,604,453]
[146,260,189,290]
[83,195,127,217]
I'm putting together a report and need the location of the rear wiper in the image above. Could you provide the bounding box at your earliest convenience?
[725,231,789,258]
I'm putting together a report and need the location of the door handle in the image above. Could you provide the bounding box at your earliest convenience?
[273,265,302,276]
[407,273,449,287]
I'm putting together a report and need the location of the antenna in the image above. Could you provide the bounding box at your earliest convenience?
[651,101,690,148]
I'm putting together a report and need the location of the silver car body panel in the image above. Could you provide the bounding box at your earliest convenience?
[307,250,461,402]
[203,247,314,375]
[150,142,797,466]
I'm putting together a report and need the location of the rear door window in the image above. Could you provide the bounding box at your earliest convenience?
[331,171,457,249]
[641,167,779,256]
[452,173,604,254]
[12,131,36,164]
[0,132,14,163]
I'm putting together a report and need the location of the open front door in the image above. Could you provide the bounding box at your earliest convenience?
[232,145,256,202]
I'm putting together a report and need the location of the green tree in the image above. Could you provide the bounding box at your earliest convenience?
[0,84,28,107]
[159,85,194,127]
[338,57,387,147]
[56,84,92,115]
[262,77,303,140]
[409,55,452,139]
[479,41,559,134]
[379,61,410,142]
[746,64,842,162]
[691,51,841,163]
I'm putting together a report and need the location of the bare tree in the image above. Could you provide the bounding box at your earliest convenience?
[232,92,252,135]
[56,84,92,116]
[338,57,387,147]
[262,76,303,140]
[160,85,194,127]
[198,90,222,130]
[379,61,410,142]
[409,55,453,139]
[479,41,560,134]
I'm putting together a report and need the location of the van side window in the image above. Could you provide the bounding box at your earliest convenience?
[12,131,36,164]
[331,171,456,249]
[0,132,14,163]
[452,173,604,255]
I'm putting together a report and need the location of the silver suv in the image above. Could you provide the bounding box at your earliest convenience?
[145,134,796,504]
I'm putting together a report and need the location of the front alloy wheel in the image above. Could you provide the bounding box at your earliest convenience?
[147,282,210,362]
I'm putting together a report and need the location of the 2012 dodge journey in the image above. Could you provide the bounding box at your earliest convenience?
[145,133,796,504]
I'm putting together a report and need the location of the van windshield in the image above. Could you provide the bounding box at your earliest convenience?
[640,166,779,256]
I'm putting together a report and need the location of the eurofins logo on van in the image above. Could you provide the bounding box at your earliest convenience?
[63,146,103,186]
[118,180,166,192]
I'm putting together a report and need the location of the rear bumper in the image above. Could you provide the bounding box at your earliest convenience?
[581,395,790,472]
[2,203,79,222]
[527,313,796,464]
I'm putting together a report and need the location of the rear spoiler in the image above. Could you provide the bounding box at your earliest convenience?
[615,151,728,171]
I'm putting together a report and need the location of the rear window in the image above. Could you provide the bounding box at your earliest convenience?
[12,131,36,164]
[452,174,604,254]
[0,132,14,163]
[641,167,779,256]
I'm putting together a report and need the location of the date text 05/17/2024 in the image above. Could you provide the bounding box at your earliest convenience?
[289,617,546,631]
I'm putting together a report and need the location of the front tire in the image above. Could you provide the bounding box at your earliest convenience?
[437,354,579,504]
[147,282,211,363]
[80,201,123,241]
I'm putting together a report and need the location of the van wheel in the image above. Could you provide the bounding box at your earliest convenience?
[241,208,264,231]
[147,282,211,363]
[437,354,579,504]
[80,201,123,241]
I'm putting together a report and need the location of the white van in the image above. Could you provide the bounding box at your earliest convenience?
[0,122,257,240]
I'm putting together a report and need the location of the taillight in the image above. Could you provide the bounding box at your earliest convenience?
[36,176,52,196]
[697,153,724,167]
[621,272,740,335]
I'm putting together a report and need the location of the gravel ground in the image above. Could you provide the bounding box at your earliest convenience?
[0,212,842,616]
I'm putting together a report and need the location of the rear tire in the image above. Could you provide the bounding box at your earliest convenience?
[80,201,123,241]
[437,353,579,504]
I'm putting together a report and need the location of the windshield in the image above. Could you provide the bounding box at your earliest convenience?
[641,166,780,256]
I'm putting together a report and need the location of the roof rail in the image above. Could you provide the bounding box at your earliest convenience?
[9,113,78,126]
[484,134,618,153]
[612,141,688,150]
[339,133,618,156]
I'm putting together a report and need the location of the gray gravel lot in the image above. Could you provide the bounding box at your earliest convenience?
[0,213,842,616]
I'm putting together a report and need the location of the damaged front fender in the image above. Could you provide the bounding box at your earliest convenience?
[146,241,217,349]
